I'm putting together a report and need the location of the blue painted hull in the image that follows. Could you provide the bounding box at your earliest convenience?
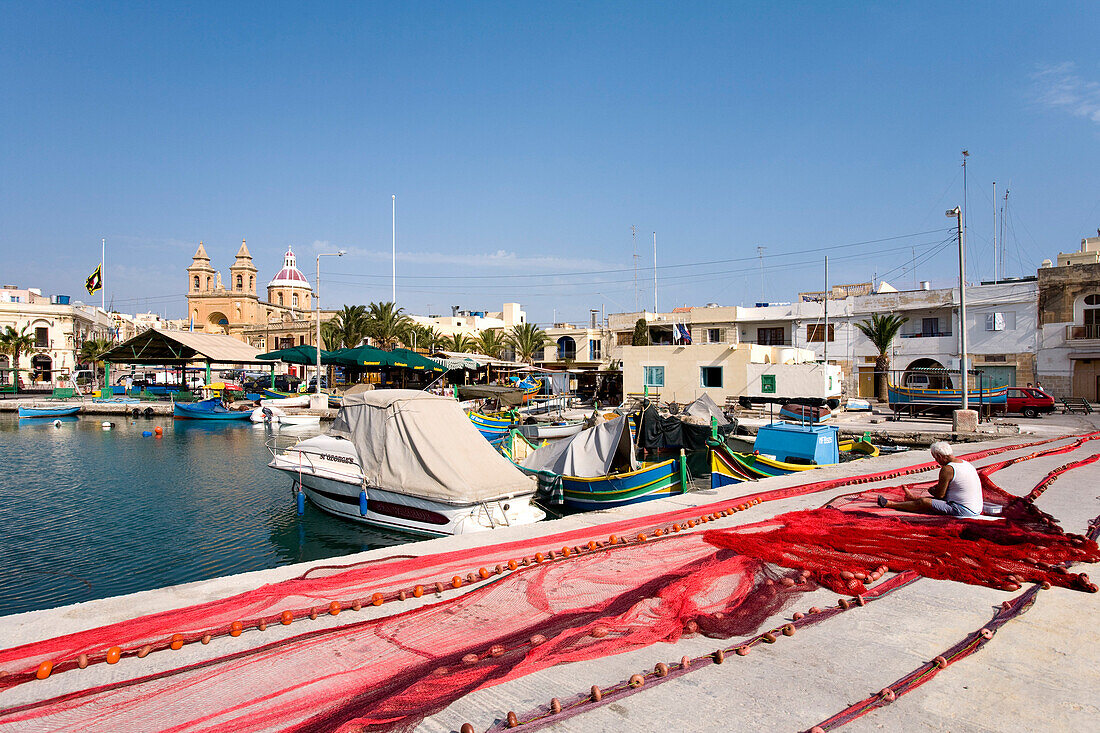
[560,459,682,510]
[173,401,253,420]
[17,405,80,418]
[889,384,1007,408]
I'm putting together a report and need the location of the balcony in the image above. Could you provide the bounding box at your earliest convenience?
[899,331,951,339]
[1066,325,1100,340]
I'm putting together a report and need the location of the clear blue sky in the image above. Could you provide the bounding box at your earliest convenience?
[3,2,1099,324]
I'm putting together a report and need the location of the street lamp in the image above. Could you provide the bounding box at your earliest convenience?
[316,250,346,396]
[946,206,967,410]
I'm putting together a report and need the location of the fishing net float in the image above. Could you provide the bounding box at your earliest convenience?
[0,433,1097,732]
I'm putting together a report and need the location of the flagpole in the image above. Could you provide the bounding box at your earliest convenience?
[101,238,106,314]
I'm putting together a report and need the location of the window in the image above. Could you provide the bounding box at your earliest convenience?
[236,274,243,289]
[292,293,299,308]
[589,339,602,360]
[616,331,632,345]
[277,293,284,306]
[1085,294,1100,306]
[532,347,545,361]
[986,312,1016,331]
[206,276,212,289]
[1084,295,1100,339]
[757,327,785,345]
[643,366,665,387]
[249,276,254,290]
[707,328,722,343]
[805,324,835,342]
[557,336,577,360]
[700,366,723,388]
[922,317,939,336]
[193,275,200,290]
[35,327,48,348]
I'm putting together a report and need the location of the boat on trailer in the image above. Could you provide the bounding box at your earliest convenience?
[521,414,685,510]
[17,404,80,418]
[268,390,545,536]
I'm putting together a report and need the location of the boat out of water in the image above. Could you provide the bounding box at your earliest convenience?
[778,402,832,423]
[521,415,684,510]
[17,404,80,418]
[268,390,545,535]
[174,398,254,420]
[888,383,1007,415]
[516,420,585,440]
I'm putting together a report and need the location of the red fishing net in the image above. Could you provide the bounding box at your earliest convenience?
[0,433,1097,733]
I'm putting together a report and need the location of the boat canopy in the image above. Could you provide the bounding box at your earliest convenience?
[329,390,534,504]
[521,414,638,478]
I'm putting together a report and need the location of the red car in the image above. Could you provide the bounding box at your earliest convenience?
[1005,387,1056,418]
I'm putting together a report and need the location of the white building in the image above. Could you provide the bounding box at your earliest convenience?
[410,302,526,338]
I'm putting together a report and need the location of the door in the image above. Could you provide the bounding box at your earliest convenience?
[757,327,785,345]
[977,366,1016,390]
[857,365,875,397]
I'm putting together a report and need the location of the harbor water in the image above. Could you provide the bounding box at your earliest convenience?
[0,413,411,617]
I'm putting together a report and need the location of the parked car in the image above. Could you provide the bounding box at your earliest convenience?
[1005,387,1056,418]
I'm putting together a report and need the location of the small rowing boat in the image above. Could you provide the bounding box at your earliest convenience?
[17,404,80,418]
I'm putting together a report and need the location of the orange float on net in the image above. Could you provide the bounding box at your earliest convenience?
[281,610,294,625]
[761,632,777,644]
[608,534,619,545]
[452,575,464,588]
[629,673,645,687]
[258,619,268,631]
[636,533,647,542]
[587,540,598,550]
[590,685,602,702]
[371,593,384,606]
[328,601,341,616]
[792,612,805,620]
[308,608,318,621]
[460,724,475,733]
[680,655,691,668]
[686,520,696,528]
[231,620,244,636]
[590,626,609,638]
[170,634,184,651]
[106,646,122,664]
[933,655,948,668]
[980,628,994,639]
[551,697,562,714]
[712,649,725,664]
[78,653,90,668]
[413,585,425,598]
[560,547,571,557]
[735,646,749,656]
[201,634,211,644]
[655,662,669,677]
[506,711,519,728]
[672,524,681,532]
[394,593,404,603]
[435,582,446,594]
[462,653,479,665]
[684,620,699,634]
[781,624,795,636]
[495,564,505,574]
[507,559,518,570]
[479,566,491,579]
[530,634,547,645]
[489,644,505,657]
[880,687,896,702]
[36,661,53,680]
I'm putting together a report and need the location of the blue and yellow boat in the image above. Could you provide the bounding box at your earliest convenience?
[469,410,515,440]
[888,383,1007,413]
[709,425,878,489]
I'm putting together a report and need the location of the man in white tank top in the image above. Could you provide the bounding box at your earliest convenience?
[878,441,982,517]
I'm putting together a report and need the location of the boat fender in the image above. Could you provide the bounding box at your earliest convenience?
[132,408,140,418]
[143,431,153,437]
[358,489,368,516]
[52,420,61,428]
[101,422,113,429]
[144,407,154,418]
[296,492,305,515]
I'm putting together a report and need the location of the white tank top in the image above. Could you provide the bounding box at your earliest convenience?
[945,461,983,514]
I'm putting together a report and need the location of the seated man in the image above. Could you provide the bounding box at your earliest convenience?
[878,441,983,517]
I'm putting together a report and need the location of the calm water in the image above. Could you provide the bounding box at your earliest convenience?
[0,413,411,617]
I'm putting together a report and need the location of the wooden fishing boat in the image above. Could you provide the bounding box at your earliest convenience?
[710,435,878,489]
[17,404,80,418]
[174,398,254,420]
[557,458,683,510]
[517,420,585,440]
[778,402,832,423]
[496,429,544,463]
[888,383,1007,415]
[468,411,514,440]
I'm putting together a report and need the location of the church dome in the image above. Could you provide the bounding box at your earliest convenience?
[268,246,312,290]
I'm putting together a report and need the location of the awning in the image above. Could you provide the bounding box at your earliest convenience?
[330,345,446,372]
[1068,352,1100,360]
[257,345,341,365]
[102,330,266,365]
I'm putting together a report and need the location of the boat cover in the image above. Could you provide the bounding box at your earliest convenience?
[329,390,533,504]
[521,414,638,477]
[681,393,730,426]
[634,400,736,451]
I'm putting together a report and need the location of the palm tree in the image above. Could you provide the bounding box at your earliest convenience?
[320,321,342,351]
[474,328,505,359]
[506,323,550,364]
[365,301,412,350]
[854,314,908,402]
[442,333,476,353]
[1,326,36,388]
[422,326,445,352]
[78,337,114,387]
[330,305,369,349]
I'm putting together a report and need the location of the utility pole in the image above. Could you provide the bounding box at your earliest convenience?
[992,181,998,283]
[947,206,967,410]
[632,225,638,313]
[757,246,765,303]
[391,195,397,304]
[652,232,657,314]
[823,255,829,378]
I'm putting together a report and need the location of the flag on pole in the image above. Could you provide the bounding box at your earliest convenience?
[85,264,103,295]
[676,322,692,345]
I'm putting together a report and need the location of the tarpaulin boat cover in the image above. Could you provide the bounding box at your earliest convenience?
[329,390,534,504]
[682,393,730,426]
[634,400,736,451]
[521,414,638,477]
[454,384,524,406]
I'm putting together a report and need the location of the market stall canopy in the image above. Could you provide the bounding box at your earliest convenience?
[257,344,341,365]
[388,348,446,372]
[432,350,523,369]
[329,390,533,503]
[101,330,266,365]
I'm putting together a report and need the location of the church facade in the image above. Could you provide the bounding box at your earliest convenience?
[186,241,332,356]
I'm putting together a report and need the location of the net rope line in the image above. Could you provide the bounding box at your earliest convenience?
[0,431,1093,695]
[0,443,1096,731]
[475,451,1100,733]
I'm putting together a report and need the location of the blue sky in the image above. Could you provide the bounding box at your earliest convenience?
[2,2,1099,324]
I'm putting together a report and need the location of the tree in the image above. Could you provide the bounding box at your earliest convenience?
[474,328,505,359]
[442,333,476,353]
[365,301,412,350]
[854,313,908,402]
[506,323,550,364]
[330,305,369,349]
[78,337,114,387]
[0,326,36,385]
[320,321,343,351]
[631,318,650,346]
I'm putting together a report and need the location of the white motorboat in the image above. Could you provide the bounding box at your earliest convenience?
[268,390,545,536]
[277,414,321,427]
[517,420,585,440]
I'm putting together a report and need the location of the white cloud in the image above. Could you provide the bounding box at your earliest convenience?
[1032,62,1100,123]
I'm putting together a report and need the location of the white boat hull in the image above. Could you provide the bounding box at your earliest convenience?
[269,437,544,536]
[517,421,584,440]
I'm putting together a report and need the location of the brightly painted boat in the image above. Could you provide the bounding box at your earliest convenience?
[710,437,878,489]
[174,398,254,420]
[556,458,683,510]
[17,405,80,418]
[497,429,544,463]
[778,403,832,423]
[517,420,585,440]
[888,383,1007,410]
[469,411,514,440]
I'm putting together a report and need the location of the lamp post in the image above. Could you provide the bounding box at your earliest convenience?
[946,206,967,410]
[316,250,346,395]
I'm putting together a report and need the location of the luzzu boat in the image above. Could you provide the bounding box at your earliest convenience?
[17,404,80,418]
[888,383,1007,413]
[521,415,685,510]
[174,398,254,420]
[469,411,514,440]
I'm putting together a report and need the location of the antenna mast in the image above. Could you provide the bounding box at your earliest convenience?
[757,246,766,303]
[992,181,998,283]
[652,232,658,314]
[632,225,638,313]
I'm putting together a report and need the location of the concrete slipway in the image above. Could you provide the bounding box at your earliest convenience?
[1,419,1098,732]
